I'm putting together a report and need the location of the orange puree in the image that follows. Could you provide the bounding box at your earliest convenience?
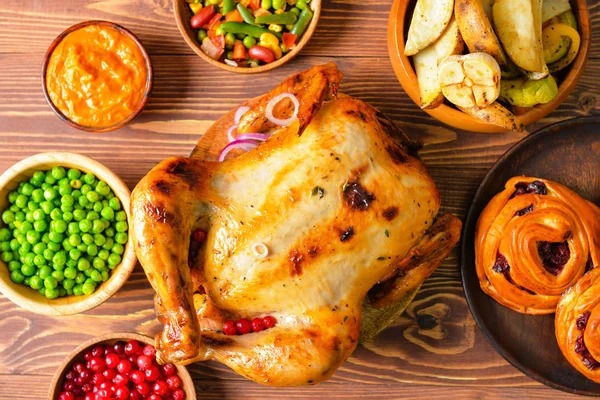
[46,24,148,128]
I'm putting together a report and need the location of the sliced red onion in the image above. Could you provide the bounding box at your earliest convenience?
[234,106,251,124]
[218,139,259,162]
[227,124,238,143]
[265,92,299,127]
[235,133,269,141]
[224,59,238,67]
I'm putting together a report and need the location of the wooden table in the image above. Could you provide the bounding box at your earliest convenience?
[0,1,598,399]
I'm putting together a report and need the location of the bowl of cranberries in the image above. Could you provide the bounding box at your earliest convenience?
[49,332,195,400]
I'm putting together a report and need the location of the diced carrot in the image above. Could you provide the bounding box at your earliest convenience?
[232,41,247,60]
[248,0,260,11]
[225,9,244,22]
[282,32,297,49]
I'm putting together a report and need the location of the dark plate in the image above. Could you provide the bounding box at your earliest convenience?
[461,116,600,396]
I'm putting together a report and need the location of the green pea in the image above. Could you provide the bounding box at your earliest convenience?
[243,35,257,49]
[43,188,57,201]
[15,194,28,209]
[39,265,52,279]
[41,201,53,214]
[33,242,46,255]
[53,220,67,233]
[75,272,86,284]
[102,238,114,250]
[93,202,103,213]
[62,240,73,251]
[80,233,93,246]
[26,230,40,244]
[78,195,89,208]
[51,166,66,180]
[197,29,208,42]
[0,242,10,252]
[272,0,285,9]
[32,171,46,183]
[21,183,34,196]
[47,242,60,252]
[27,201,38,212]
[79,219,92,233]
[105,227,115,238]
[93,257,105,269]
[107,253,122,267]
[90,270,102,282]
[64,266,77,280]
[63,278,75,290]
[82,281,96,295]
[68,234,81,247]
[290,6,300,15]
[69,248,81,261]
[61,194,74,207]
[86,211,99,221]
[58,185,72,197]
[98,249,110,261]
[29,275,43,290]
[1,251,13,263]
[33,254,45,266]
[10,270,25,284]
[261,0,272,9]
[84,268,92,278]
[51,270,64,282]
[48,231,64,244]
[73,284,83,296]
[43,248,55,261]
[92,220,105,234]
[30,189,44,204]
[14,211,25,222]
[23,252,35,266]
[45,287,59,299]
[101,270,109,281]
[111,243,124,256]
[67,222,80,235]
[41,232,50,244]
[0,228,10,242]
[82,173,95,186]
[100,207,114,221]
[87,244,98,257]
[115,221,128,233]
[95,183,110,197]
[52,251,67,267]
[34,220,47,233]
[86,191,99,203]
[2,210,15,224]
[44,174,56,185]
[63,211,73,222]
[108,197,121,211]
[10,239,19,252]
[70,179,82,189]
[67,169,81,180]
[32,209,45,221]
[77,243,87,252]
[25,211,34,223]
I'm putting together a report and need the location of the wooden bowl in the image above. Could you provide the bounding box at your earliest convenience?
[41,20,153,133]
[388,0,590,133]
[174,0,321,73]
[0,152,137,315]
[48,332,196,399]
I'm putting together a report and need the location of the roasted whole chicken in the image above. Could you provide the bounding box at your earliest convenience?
[131,64,461,386]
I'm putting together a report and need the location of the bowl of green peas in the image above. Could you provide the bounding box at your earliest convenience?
[0,152,137,315]
[174,0,321,73]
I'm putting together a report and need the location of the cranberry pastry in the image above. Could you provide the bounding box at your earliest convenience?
[556,268,600,381]
[475,177,600,314]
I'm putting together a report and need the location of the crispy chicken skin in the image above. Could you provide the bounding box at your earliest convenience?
[131,64,460,386]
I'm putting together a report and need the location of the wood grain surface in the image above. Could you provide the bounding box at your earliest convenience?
[0,0,599,399]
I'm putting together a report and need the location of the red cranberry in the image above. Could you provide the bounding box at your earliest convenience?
[172,389,185,400]
[130,389,143,400]
[105,353,120,369]
[262,315,276,328]
[236,318,252,334]
[91,373,105,385]
[251,318,265,332]
[65,370,77,381]
[136,382,151,396]
[124,340,141,355]
[81,383,93,393]
[114,386,129,400]
[79,368,93,382]
[83,350,93,361]
[104,346,115,355]
[153,380,170,396]
[64,381,76,392]
[161,363,176,377]
[91,345,105,358]
[145,365,160,382]
[73,377,84,387]
[58,391,75,400]
[137,354,153,371]
[222,320,237,335]
[89,357,106,373]
[128,354,138,364]
[492,254,510,274]
[103,368,117,380]
[148,394,163,400]
[112,373,128,387]
[96,388,109,398]
[143,344,157,358]
[98,382,110,391]
[113,342,125,355]
[73,362,86,373]
[84,393,96,400]
[116,359,132,374]
[130,369,146,384]
[166,375,181,390]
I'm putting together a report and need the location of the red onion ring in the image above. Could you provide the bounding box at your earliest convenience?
[234,106,251,124]
[235,133,269,141]
[265,92,299,127]
[227,125,238,143]
[218,139,259,162]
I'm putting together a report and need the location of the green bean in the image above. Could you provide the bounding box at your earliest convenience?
[290,8,313,37]
[255,11,297,25]
[220,22,282,38]
[237,4,257,25]
[223,0,235,14]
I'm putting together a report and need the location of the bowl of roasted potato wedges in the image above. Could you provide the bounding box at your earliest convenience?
[388,0,590,133]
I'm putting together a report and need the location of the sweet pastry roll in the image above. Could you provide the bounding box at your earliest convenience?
[556,268,600,380]
[475,177,600,314]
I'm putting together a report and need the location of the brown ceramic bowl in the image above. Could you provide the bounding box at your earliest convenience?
[41,20,153,133]
[0,152,137,315]
[174,0,321,73]
[388,0,590,133]
[48,332,196,399]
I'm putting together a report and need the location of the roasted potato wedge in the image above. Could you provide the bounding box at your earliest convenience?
[493,0,548,77]
[405,0,454,56]
[542,0,571,23]
[459,101,523,132]
[455,0,508,67]
[415,17,464,109]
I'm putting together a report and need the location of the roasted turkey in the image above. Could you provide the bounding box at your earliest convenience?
[130,64,461,386]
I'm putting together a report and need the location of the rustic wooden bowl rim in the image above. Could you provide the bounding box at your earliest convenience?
[41,20,154,133]
[387,0,591,133]
[48,332,196,400]
[173,0,321,74]
[0,152,137,315]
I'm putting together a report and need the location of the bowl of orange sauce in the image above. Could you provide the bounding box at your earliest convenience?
[42,21,153,133]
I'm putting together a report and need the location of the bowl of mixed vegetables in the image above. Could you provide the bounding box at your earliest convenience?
[174,0,320,72]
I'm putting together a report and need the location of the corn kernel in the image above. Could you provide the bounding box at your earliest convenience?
[189,3,203,13]
[275,9,285,14]
[268,24,283,33]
